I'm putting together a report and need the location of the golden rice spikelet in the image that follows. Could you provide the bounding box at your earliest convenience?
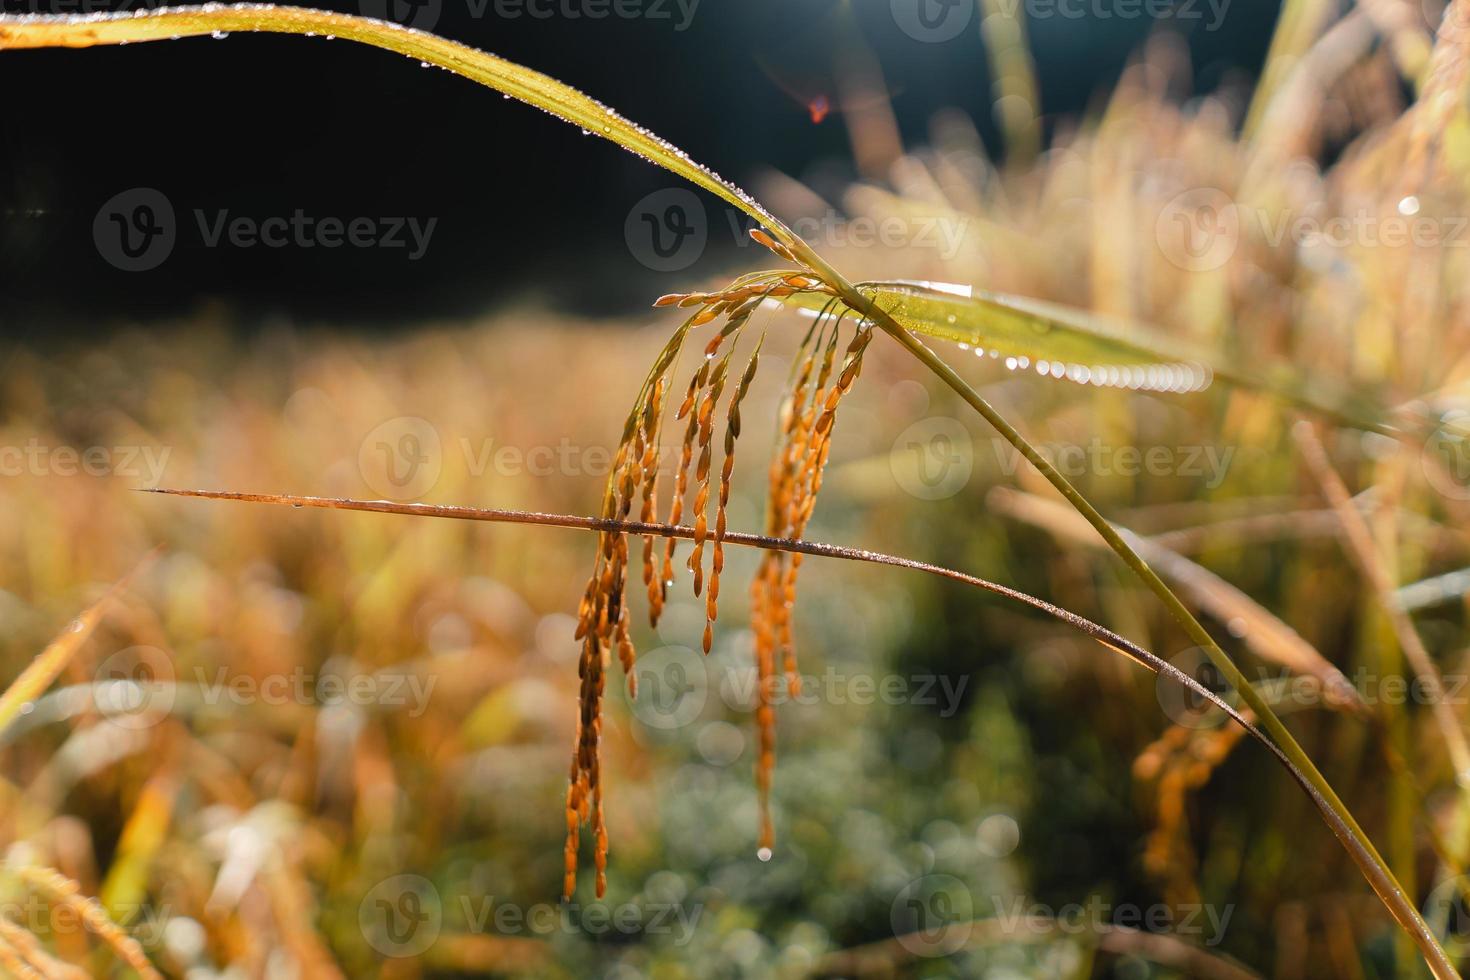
[686,325,742,604]
[749,227,798,263]
[661,359,710,598]
[705,339,764,652]
[640,379,667,626]
[769,321,847,687]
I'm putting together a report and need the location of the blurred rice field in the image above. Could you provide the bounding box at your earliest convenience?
[3,8,1470,978]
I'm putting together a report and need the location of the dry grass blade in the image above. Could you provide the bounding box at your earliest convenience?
[987,486,1365,713]
[1291,421,1470,783]
[0,555,153,737]
[136,486,1373,897]
[14,864,162,980]
[812,913,1263,980]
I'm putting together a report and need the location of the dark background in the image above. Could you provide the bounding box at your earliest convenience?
[0,0,1278,327]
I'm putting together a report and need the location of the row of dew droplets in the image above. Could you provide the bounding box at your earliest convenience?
[948,338,1211,393]
[563,231,847,897]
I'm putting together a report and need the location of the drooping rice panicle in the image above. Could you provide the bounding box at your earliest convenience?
[706,336,765,652]
[743,300,850,854]
[661,359,710,599]
[687,323,742,611]
[768,314,847,690]
[777,323,873,682]
[565,316,695,899]
[567,267,842,893]
[641,378,668,626]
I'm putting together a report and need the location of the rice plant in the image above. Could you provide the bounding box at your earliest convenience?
[3,2,1470,976]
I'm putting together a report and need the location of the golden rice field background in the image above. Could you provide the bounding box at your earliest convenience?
[2,8,1470,978]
